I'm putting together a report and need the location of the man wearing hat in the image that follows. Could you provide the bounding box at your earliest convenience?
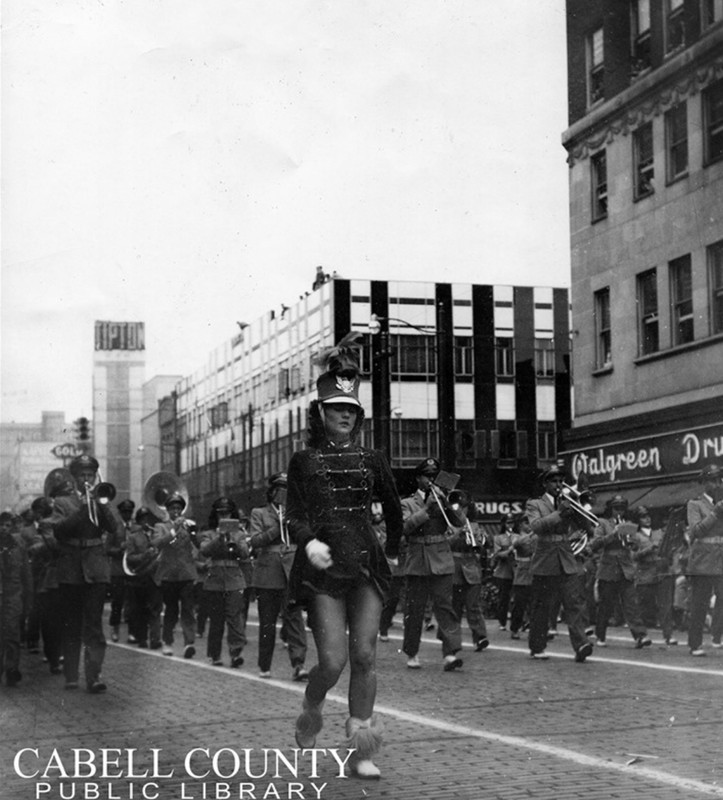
[124,506,163,649]
[249,472,309,680]
[107,499,134,642]
[686,464,723,656]
[401,457,464,671]
[630,506,672,641]
[590,494,651,649]
[152,492,199,658]
[525,465,594,662]
[37,454,120,692]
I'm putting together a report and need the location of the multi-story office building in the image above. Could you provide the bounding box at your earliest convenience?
[561,1,723,516]
[173,269,572,523]
[93,320,146,503]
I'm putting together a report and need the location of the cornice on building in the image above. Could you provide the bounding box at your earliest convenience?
[562,33,723,166]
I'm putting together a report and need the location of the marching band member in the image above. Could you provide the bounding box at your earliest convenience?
[287,334,402,779]
[0,511,31,687]
[38,454,119,692]
[198,497,249,668]
[509,513,536,640]
[250,472,308,680]
[124,506,163,650]
[630,506,665,632]
[492,514,515,631]
[401,457,463,672]
[685,464,723,656]
[448,492,489,652]
[590,495,650,649]
[152,492,199,659]
[525,465,594,662]
[108,498,134,642]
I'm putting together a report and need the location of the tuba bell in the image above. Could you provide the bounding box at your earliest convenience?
[143,471,189,522]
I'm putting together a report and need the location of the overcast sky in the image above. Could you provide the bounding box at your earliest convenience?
[1,0,570,425]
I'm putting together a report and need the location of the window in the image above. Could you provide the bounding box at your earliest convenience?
[631,0,651,75]
[490,423,518,466]
[454,336,473,377]
[455,420,476,467]
[594,288,612,369]
[390,333,436,376]
[634,122,655,198]
[709,240,723,334]
[704,79,723,165]
[702,0,723,28]
[495,337,514,377]
[636,269,659,355]
[537,422,557,462]
[588,27,605,107]
[670,254,694,345]
[390,418,438,467]
[591,150,608,221]
[534,339,555,378]
[665,103,688,181]
[665,0,685,53]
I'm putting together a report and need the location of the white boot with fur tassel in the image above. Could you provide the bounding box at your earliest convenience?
[344,715,383,779]
[294,698,325,748]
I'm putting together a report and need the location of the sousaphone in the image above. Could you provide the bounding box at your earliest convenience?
[142,471,189,522]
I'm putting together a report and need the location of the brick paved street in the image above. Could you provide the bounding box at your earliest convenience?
[3,615,723,800]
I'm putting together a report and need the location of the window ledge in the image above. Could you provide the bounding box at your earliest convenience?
[592,364,614,377]
[634,332,723,365]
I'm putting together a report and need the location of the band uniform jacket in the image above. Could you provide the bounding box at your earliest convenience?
[249,503,296,590]
[198,528,249,592]
[124,524,160,584]
[525,494,580,576]
[686,494,723,576]
[632,528,663,585]
[151,518,199,583]
[402,490,454,577]
[448,522,485,585]
[591,518,637,582]
[511,531,537,586]
[492,530,515,580]
[39,493,118,584]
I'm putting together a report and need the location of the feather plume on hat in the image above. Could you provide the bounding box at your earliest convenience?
[313,331,363,377]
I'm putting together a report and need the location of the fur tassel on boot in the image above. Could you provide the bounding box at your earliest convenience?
[294,698,325,748]
[344,716,383,779]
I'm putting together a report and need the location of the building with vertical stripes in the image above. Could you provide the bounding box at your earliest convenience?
[171,269,571,524]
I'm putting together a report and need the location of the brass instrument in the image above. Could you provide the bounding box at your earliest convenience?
[615,521,638,549]
[561,482,599,527]
[142,471,189,522]
[85,472,117,526]
[428,471,465,530]
[276,504,290,547]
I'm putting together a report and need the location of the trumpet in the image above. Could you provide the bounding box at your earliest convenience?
[84,477,116,525]
[560,482,599,527]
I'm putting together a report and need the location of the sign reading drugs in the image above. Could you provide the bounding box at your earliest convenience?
[562,421,723,486]
[95,321,145,351]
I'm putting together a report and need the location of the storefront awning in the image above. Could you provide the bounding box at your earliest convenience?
[591,481,696,514]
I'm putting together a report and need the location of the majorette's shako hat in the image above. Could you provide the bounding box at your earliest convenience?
[700,464,722,480]
[415,457,441,477]
[268,472,288,488]
[314,332,363,407]
[69,454,100,476]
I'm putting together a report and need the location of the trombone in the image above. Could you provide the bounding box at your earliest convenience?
[85,473,116,526]
[560,482,599,527]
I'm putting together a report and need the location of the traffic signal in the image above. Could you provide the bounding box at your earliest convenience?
[75,416,91,451]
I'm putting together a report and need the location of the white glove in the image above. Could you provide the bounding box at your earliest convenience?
[305,538,333,570]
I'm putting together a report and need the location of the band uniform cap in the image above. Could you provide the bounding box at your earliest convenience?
[415,457,441,477]
[542,465,567,482]
[608,494,628,507]
[135,506,154,522]
[164,492,186,509]
[268,472,288,488]
[700,464,722,480]
[69,454,99,476]
[118,499,136,512]
[633,505,651,521]
[316,370,362,407]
